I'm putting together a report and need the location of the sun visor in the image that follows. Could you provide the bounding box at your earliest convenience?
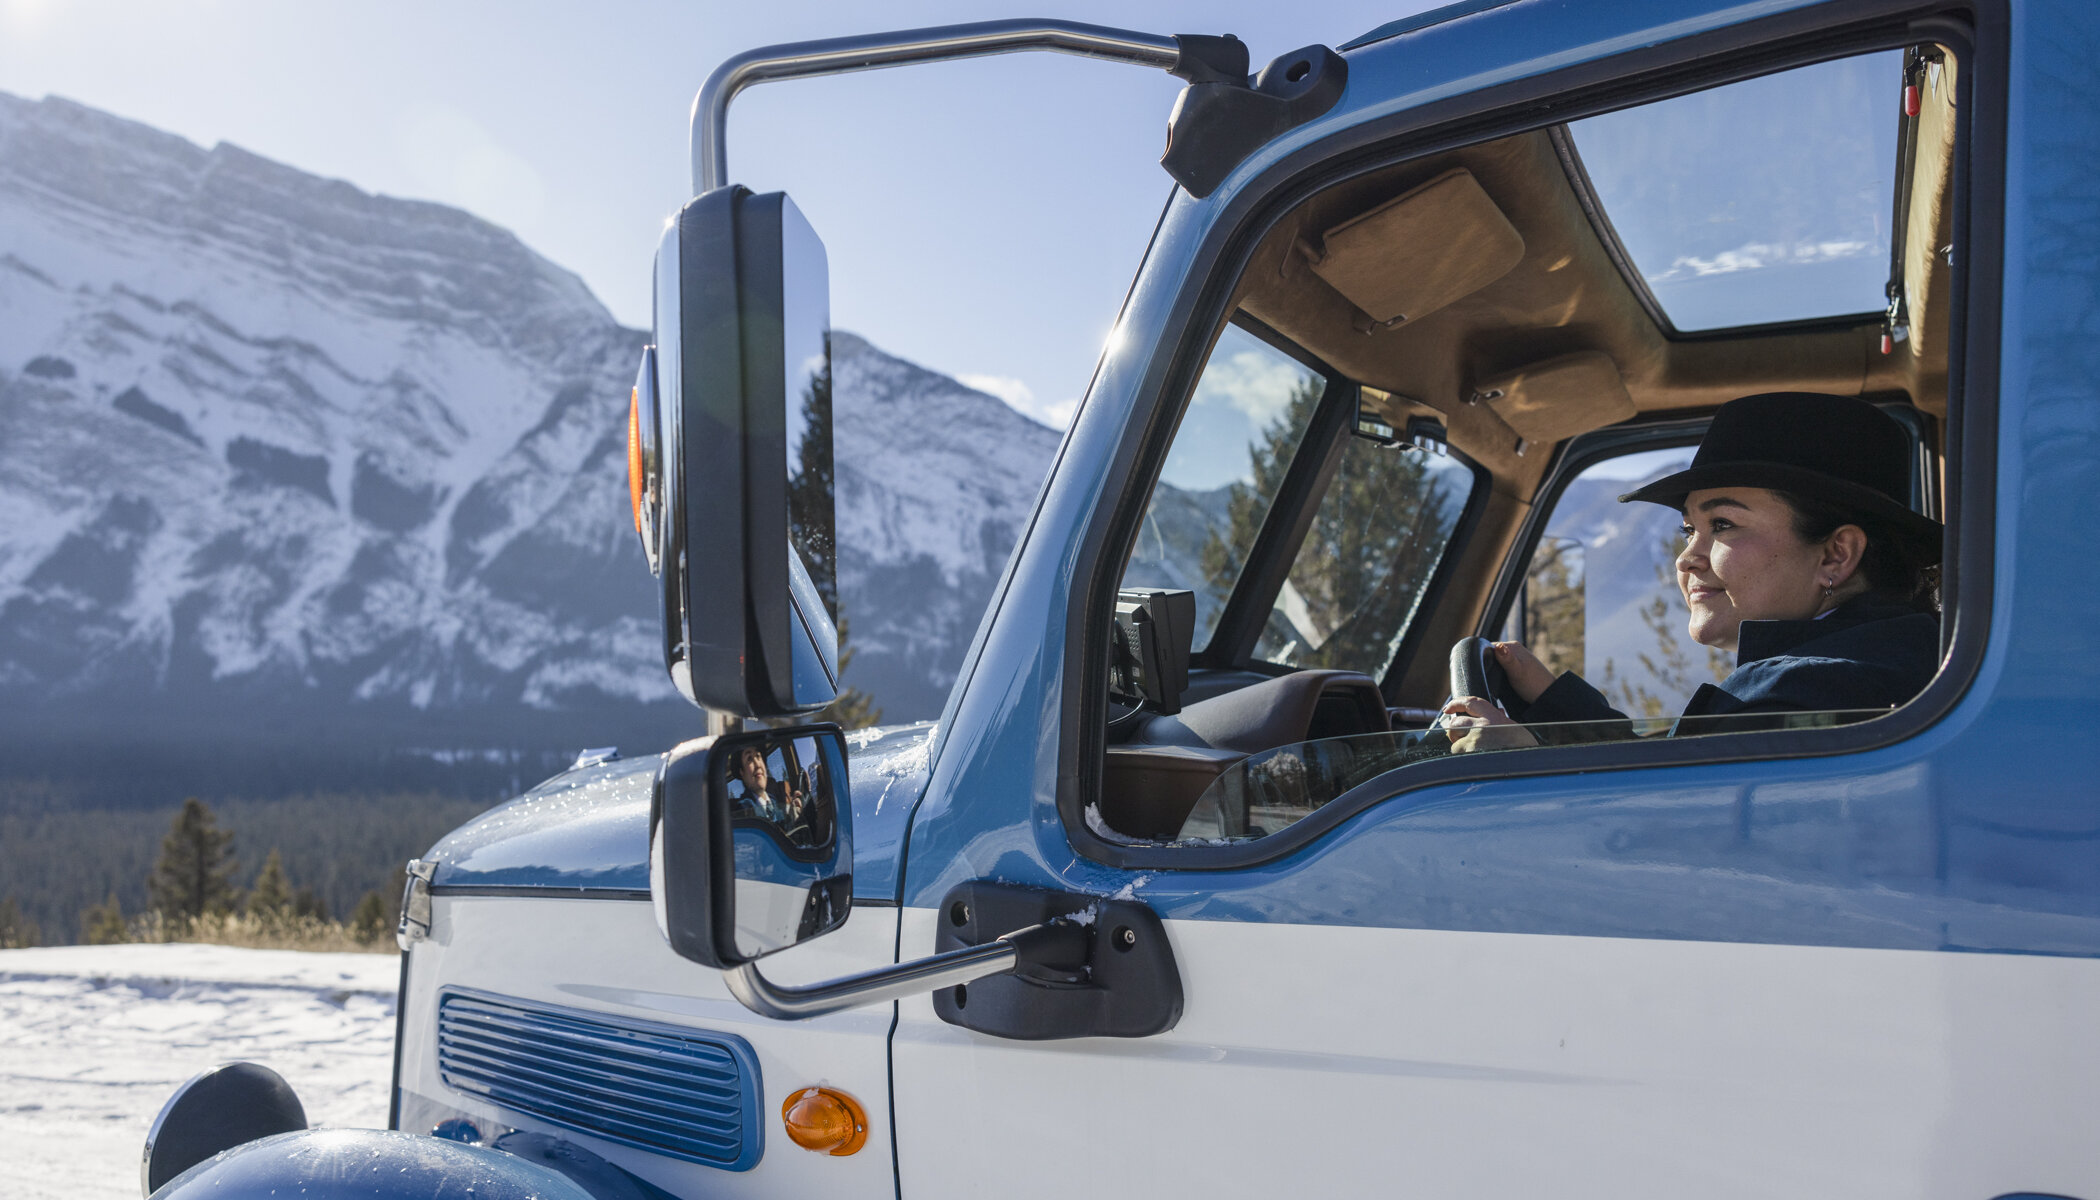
[1471,351,1634,446]
[1306,168,1524,328]
[1902,52,1958,361]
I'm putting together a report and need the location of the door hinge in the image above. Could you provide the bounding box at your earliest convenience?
[932,881,1183,1040]
[396,859,436,951]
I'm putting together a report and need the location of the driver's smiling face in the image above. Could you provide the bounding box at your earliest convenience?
[737,748,769,792]
[1676,487,1829,652]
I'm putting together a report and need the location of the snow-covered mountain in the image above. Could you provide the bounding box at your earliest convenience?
[830,330,1063,719]
[0,92,1060,794]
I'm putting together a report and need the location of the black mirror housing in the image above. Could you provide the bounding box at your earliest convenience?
[652,725,854,970]
[651,742,737,968]
[1108,589,1194,715]
[648,186,839,718]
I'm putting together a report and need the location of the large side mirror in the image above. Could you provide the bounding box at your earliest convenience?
[651,725,853,968]
[631,187,837,718]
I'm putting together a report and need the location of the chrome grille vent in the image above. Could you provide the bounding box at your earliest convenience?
[436,990,761,1171]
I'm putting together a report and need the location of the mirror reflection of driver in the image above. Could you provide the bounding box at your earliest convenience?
[733,744,804,828]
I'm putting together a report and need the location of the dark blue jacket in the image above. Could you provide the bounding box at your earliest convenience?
[1513,597,1939,735]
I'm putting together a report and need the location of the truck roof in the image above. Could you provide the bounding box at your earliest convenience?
[1342,0,1524,52]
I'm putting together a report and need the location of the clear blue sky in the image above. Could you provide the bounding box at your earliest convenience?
[0,0,1437,428]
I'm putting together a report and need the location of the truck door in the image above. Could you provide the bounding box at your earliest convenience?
[889,4,2100,1197]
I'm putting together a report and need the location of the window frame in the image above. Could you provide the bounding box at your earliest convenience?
[1058,1,2004,873]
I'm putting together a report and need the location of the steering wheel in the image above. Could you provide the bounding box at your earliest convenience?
[1434,636,1515,728]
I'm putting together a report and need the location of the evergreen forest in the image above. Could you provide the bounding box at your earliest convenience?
[0,787,492,947]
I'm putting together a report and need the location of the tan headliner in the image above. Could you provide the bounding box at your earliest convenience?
[1232,125,1951,504]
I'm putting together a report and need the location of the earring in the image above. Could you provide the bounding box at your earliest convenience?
[1821,579,1834,599]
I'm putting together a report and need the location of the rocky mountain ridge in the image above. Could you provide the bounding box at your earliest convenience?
[0,91,1061,800]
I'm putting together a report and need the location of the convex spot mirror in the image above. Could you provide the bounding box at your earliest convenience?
[652,725,853,968]
[634,186,838,718]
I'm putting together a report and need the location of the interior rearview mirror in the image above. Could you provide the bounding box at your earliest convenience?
[651,725,853,968]
[635,186,838,718]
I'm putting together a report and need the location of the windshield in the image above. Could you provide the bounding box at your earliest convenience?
[1121,323,1327,651]
[1177,711,1894,842]
[1253,435,1473,677]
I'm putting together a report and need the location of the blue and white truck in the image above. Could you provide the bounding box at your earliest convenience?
[140,1,2100,1196]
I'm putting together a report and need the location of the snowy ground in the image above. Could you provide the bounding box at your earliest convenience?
[0,944,399,1199]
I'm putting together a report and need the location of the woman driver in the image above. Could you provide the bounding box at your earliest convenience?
[1444,392,1942,743]
[734,745,805,824]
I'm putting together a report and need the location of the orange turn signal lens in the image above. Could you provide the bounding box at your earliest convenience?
[780,1086,868,1156]
[627,386,645,535]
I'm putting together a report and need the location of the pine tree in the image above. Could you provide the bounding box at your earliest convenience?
[148,798,239,920]
[81,891,127,945]
[774,336,882,728]
[1520,535,1586,678]
[247,848,292,921]
[1199,378,1322,620]
[291,886,329,921]
[787,353,838,617]
[800,614,883,731]
[349,890,390,944]
[0,894,39,948]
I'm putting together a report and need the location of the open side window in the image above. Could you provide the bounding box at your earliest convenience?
[1075,14,1992,860]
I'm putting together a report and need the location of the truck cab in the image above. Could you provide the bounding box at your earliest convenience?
[145,1,2100,1197]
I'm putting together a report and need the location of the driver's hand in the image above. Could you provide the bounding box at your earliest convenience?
[1441,695,1539,754]
[1491,641,1557,705]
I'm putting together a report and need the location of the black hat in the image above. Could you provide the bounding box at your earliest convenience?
[1619,392,1942,560]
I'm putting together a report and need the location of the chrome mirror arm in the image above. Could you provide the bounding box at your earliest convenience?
[691,19,1184,195]
[721,921,1077,1020]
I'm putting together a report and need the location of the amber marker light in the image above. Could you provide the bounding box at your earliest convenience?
[627,344,664,577]
[627,386,645,534]
[781,1086,868,1156]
